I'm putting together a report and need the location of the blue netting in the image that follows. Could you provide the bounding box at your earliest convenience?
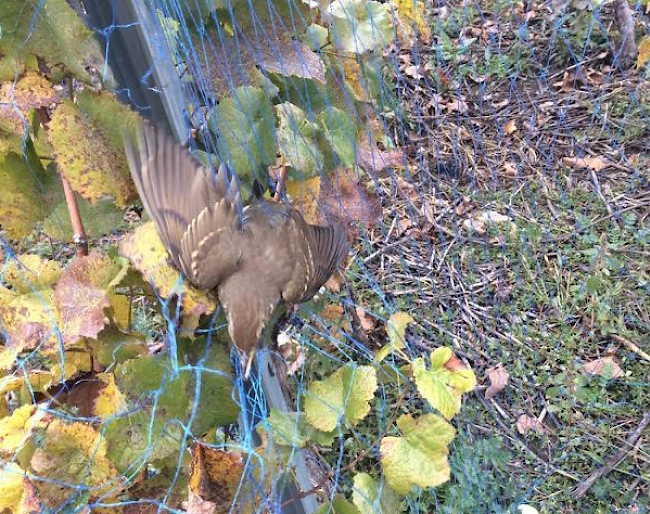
[1,1,650,513]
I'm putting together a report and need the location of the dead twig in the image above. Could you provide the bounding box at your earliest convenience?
[573,411,650,499]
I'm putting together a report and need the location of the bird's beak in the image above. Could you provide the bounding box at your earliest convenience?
[242,348,256,381]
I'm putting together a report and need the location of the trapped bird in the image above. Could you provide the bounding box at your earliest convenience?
[123,125,349,377]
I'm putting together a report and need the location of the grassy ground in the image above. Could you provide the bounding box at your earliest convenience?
[301,2,650,513]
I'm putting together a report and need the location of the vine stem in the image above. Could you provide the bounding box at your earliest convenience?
[273,164,288,202]
[36,79,88,257]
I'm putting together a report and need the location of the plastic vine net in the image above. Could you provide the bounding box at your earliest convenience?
[0,1,649,513]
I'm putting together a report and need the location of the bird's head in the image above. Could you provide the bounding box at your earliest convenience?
[219,277,278,355]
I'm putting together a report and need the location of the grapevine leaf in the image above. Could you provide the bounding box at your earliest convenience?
[392,0,430,41]
[0,404,42,455]
[188,444,244,508]
[0,72,60,134]
[86,327,148,369]
[104,409,184,473]
[263,407,335,447]
[47,93,138,206]
[54,253,128,345]
[0,463,30,513]
[318,107,357,168]
[380,413,455,494]
[411,347,476,420]
[276,102,323,177]
[376,311,413,362]
[119,222,218,322]
[115,343,238,434]
[304,364,378,432]
[212,86,277,178]
[92,373,127,420]
[0,254,61,368]
[0,0,104,83]
[0,143,57,239]
[30,420,122,505]
[42,196,126,241]
[285,176,321,224]
[352,473,402,514]
[2,254,62,294]
[329,0,394,54]
[316,496,361,514]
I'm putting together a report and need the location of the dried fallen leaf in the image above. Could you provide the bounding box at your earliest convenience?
[355,307,377,333]
[446,98,468,114]
[323,270,345,293]
[561,155,611,172]
[356,136,404,175]
[485,363,509,400]
[582,356,623,379]
[463,210,515,236]
[503,120,517,135]
[320,168,382,229]
[516,414,547,435]
[395,216,415,237]
[637,37,650,69]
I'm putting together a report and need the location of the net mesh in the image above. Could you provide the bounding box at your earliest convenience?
[1,0,649,513]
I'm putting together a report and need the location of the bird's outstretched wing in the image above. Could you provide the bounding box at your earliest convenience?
[301,221,349,302]
[123,125,243,289]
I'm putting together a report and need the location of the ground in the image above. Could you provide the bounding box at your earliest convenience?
[299,2,650,513]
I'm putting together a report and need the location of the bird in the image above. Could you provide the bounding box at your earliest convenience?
[123,125,349,377]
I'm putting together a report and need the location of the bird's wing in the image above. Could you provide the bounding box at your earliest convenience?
[300,221,349,301]
[123,124,243,289]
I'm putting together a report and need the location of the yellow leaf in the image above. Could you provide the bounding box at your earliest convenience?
[0,404,42,454]
[50,350,93,382]
[119,222,217,321]
[392,0,431,40]
[3,254,62,294]
[93,373,127,420]
[0,463,26,512]
[376,312,413,361]
[30,420,122,505]
[188,443,244,509]
[285,176,321,225]
[0,371,52,397]
[637,37,650,68]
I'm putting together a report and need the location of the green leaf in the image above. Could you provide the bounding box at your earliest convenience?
[0,142,57,239]
[277,102,323,177]
[104,408,184,473]
[352,473,402,514]
[304,364,378,432]
[87,326,148,369]
[263,407,335,448]
[302,24,330,51]
[316,496,361,514]
[412,348,476,420]
[318,107,357,168]
[329,0,394,54]
[380,413,456,494]
[115,341,238,435]
[212,86,276,181]
[376,312,413,362]
[48,96,138,206]
[0,0,104,83]
[42,196,125,241]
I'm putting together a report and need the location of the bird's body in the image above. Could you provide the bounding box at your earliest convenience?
[123,126,348,368]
